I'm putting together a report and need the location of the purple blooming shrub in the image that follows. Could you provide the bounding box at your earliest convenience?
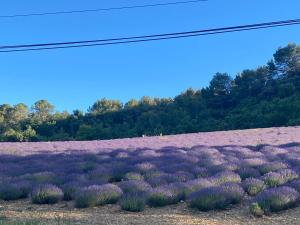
[146,173,184,187]
[173,171,194,182]
[237,167,260,180]
[200,158,225,168]
[242,178,266,196]
[120,193,146,212]
[278,169,299,182]
[115,152,129,159]
[242,158,266,168]
[290,179,300,192]
[183,178,214,197]
[261,146,288,157]
[190,167,209,178]
[138,149,161,158]
[160,162,194,174]
[214,163,240,173]
[23,171,59,185]
[135,162,156,174]
[147,184,184,207]
[124,172,144,181]
[258,162,288,175]
[75,184,123,208]
[188,183,244,211]
[31,184,63,204]
[61,182,81,201]
[219,183,245,204]
[143,170,164,181]
[118,180,152,195]
[87,167,112,183]
[81,161,97,173]
[0,181,31,201]
[254,186,300,213]
[263,172,286,187]
[209,171,241,185]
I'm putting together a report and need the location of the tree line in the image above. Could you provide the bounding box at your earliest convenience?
[1,43,299,142]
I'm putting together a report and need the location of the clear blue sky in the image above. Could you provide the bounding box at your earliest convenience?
[0,0,299,112]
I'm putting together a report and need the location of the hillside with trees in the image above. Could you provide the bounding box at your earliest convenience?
[1,43,299,142]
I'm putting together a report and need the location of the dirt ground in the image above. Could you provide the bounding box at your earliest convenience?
[1,200,300,225]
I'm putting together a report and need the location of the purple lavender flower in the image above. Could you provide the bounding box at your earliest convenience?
[242,158,266,168]
[75,184,123,208]
[289,179,300,192]
[147,183,185,207]
[188,183,244,211]
[263,172,286,187]
[135,162,155,173]
[118,180,152,194]
[120,193,146,212]
[242,178,265,196]
[237,167,260,180]
[254,186,300,213]
[31,184,63,204]
[258,162,288,175]
[124,172,144,181]
[0,180,31,201]
[183,178,214,196]
[278,169,299,182]
[209,171,241,185]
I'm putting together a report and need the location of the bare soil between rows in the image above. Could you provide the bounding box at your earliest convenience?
[1,199,300,225]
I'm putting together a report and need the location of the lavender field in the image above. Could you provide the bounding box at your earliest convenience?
[1,126,300,224]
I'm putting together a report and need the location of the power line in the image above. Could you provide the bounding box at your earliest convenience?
[0,0,207,18]
[1,19,300,50]
[1,19,299,53]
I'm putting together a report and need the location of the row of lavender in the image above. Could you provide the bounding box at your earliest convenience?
[1,143,300,215]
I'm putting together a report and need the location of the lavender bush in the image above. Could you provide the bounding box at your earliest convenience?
[31,184,63,204]
[61,182,81,201]
[209,171,241,185]
[0,181,31,201]
[118,180,152,195]
[278,169,299,182]
[124,172,144,181]
[253,186,300,213]
[183,178,214,197]
[120,193,146,212]
[75,184,123,208]
[242,178,266,196]
[188,187,227,211]
[263,172,286,187]
[237,167,261,180]
[290,179,300,192]
[147,184,184,207]
[188,183,244,211]
[258,162,288,175]
[220,183,245,203]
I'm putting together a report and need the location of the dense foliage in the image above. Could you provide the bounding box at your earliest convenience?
[0,44,299,142]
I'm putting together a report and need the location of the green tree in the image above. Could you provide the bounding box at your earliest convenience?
[8,103,29,125]
[3,129,23,142]
[31,100,54,123]
[23,125,37,141]
[124,99,139,109]
[88,98,122,115]
[203,73,233,109]
[272,43,300,75]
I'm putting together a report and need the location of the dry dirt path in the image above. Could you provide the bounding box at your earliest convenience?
[1,200,300,225]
